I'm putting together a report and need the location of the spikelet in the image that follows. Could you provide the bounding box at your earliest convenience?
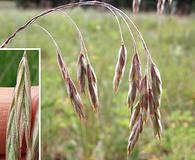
[77,52,87,93]
[151,63,162,108]
[113,44,127,93]
[127,81,137,109]
[140,75,148,110]
[148,88,155,116]
[127,53,141,109]
[150,63,162,138]
[23,52,32,150]
[151,110,162,139]
[129,102,140,128]
[129,53,141,89]
[148,88,162,139]
[127,113,143,155]
[66,77,86,120]
[140,75,149,121]
[87,64,99,112]
[57,52,68,80]
[6,51,32,160]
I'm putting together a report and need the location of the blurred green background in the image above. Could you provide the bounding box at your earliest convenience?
[0,50,39,86]
[0,6,195,160]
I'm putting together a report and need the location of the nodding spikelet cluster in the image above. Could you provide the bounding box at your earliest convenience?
[6,51,33,160]
[127,54,162,154]
[57,51,86,121]
[34,21,99,120]
[113,43,127,93]
[132,0,140,14]
[57,48,99,119]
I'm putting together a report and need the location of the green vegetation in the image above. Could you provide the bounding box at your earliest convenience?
[0,50,39,86]
[0,9,195,160]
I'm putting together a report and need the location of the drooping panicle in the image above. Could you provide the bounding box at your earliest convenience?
[151,63,162,108]
[132,0,140,14]
[113,44,127,93]
[87,64,99,112]
[57,51,86,120]
[77,52,87,93]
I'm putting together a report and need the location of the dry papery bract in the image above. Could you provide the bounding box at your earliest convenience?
[1,1,162,155]
[6,51,39,160]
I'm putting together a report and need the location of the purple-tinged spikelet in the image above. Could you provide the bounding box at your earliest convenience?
[87,64,99,112]
[77,52,87,93]
[113,44,127,93]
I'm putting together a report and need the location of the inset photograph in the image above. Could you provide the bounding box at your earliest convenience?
[0,49,40,160]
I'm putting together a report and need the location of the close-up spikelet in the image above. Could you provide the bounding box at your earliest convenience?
[6,51,35,160]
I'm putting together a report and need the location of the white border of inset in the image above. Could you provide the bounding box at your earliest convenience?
[0,48,41,160]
